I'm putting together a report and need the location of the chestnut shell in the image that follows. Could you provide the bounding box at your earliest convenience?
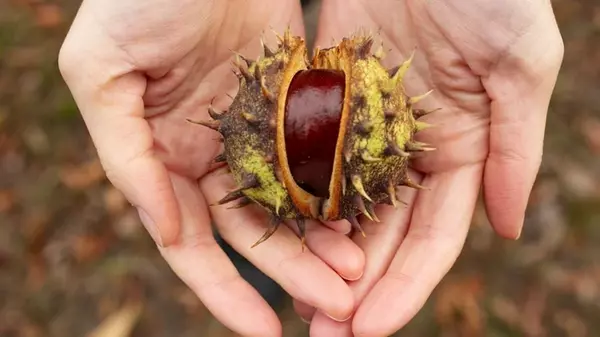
[189,29,436,247]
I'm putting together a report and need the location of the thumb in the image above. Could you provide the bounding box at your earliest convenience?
[482,8,563,240]
[58,41,180,247]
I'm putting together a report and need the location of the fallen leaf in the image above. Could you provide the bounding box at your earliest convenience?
[103,186,128,215]
[71,233,113,264]
[521,288,547,337]
[4,47,44,68]
[0,107,7,127]
[490,295,521,329]
[34,4,63,28]
[22,209,51,255]
[0,248,10,269]
[59,159,105,190]
[580,116,600,154]
[554,310,587,337]
[113,210,143,239]
[553,161,600,199]
[594,6,600,29]
[22,125,49,155]
[0,189,15,213]
[25,254,46,292]
[87,302,143,337]
[434,275,485,337]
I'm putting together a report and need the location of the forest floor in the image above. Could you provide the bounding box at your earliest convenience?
[1,0,599,336]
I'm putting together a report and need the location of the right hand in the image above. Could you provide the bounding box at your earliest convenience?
[58,1,365,335]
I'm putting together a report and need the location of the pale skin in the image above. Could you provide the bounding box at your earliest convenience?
[58,0,563,336]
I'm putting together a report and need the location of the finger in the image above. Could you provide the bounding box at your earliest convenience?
[321,219,352,234]
[200,170,355,322]
[59,36,180,246]
[352,164,483,337]
[159,173,280,337]
[308,176,420,337]
[482,7,564,240]
[293,299,316,324]
[284,219,365,281]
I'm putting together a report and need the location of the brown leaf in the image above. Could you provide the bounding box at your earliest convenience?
[86,302,143,337]
[113,210,143,239]
[21,210,51,290]
[22,209,51,255]
[71,233,112,264]
[493,287,548,337]
[4,47,44,68]
[0,107,7,128]
[490,295,521,328]
[22,125,49,155]
[34,4,63,28]
[434,275,485,337]
[593,6,600,28]
[580,116,600,155]
[59,159,105,190]
[0,189,15,213]
[103,186,128,215]
[521,288,547,337]
[554,310,588,337]
[25,254,46,292]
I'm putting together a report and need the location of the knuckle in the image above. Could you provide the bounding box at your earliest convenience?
[57,38,81,83]
[385,269,415,286]
[180,233,220,252]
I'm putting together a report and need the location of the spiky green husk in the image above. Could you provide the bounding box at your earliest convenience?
[190,29,436,247]
[322,37,433,224]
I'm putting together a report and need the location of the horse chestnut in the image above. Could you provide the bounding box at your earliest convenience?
[188,29,436,248]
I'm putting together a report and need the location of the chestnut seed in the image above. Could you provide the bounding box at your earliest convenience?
[284,69,345,198]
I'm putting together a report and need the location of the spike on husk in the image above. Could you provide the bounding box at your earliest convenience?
[296,218,307,251]
[227,197,252,209]
[187,29,438,248]
[186,118,220,132]
[409,90,433,105]
[251,215,282,248]
[213,152,227,163]
[346,215,366,237]
[413,107,441,119]
[392,48,415,84]
[208,106,224,120]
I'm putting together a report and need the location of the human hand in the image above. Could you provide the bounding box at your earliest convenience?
[295,0,564,336]
[58,1,366,336]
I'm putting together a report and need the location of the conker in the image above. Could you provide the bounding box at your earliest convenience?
[284,69,345,198]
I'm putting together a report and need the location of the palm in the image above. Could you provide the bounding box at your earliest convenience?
[133,5,301,180]
[319,0,524,174]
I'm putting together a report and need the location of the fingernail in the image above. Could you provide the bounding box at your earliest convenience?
[342,270,364,282]
[324,311,352,323]
[300,316,311,324]
[343,225,352,235]
[514,221,524,240]
[514,228,522,240]
[137,208,163,246]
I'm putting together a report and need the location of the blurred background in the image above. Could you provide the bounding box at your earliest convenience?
[1,0,599,336]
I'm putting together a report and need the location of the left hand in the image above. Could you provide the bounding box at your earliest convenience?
[295,0,564,336]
